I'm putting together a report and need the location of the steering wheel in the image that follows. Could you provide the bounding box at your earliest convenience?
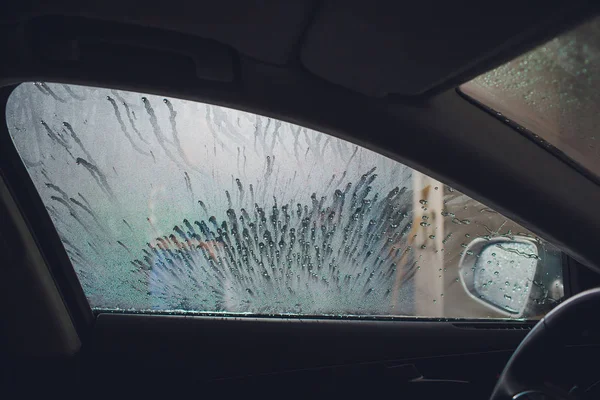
[490,288,600,399]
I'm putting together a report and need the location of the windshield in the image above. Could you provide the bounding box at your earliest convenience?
[5,82,563,319]
[461,15,600,181]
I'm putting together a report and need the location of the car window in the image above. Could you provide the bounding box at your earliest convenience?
[5,82,564,319]
[461,15,600,181]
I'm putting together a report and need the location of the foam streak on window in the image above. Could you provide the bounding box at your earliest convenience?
[6,83,563,319]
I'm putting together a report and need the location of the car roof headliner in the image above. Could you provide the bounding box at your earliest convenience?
[1,0,600,275]
[3,0,598,97]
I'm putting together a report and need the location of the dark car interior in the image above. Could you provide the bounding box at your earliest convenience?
[3,1,600,398]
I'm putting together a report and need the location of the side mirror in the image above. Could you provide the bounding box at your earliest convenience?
[458,236,563,318]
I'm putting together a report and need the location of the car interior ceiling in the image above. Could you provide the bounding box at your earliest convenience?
[2,0,600,397]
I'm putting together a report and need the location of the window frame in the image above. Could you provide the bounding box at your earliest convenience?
[1,82,579,328]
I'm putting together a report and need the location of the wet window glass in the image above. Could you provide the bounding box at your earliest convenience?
[461,15,600,180]
[6,83,564,319]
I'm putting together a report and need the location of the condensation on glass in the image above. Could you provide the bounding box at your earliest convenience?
[5,83,563,319]
[461,15,600,179]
